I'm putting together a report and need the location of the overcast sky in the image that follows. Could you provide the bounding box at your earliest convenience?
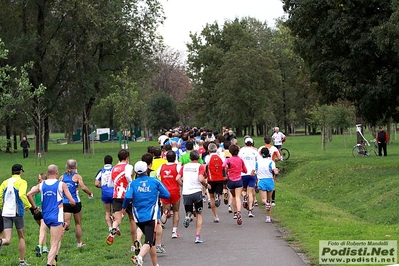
[158,0,286,52]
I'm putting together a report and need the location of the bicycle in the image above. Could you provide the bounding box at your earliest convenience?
[352,124,378,157]
[281,147,290,161]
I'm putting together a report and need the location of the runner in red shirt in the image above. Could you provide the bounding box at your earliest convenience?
[157,150,182,239]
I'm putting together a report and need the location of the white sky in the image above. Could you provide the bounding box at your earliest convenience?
[158,0,286,53]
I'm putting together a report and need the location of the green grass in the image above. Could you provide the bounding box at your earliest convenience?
[0,131,398,265]
[271,133,399,266]
[0,140,149,266]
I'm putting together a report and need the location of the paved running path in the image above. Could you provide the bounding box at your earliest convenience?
[156,201,308,266]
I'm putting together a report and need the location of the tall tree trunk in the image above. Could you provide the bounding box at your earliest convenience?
[5,120,12,153]
[13,131,17,151]
[44,116,50,152]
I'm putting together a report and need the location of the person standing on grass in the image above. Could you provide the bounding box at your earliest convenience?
[205,143,226,223]
[60,159,93,248]
[126,161,170,266]
[376,126,388,156]
[0,164,31,265]
[94,155,114,233]
[157,150,182,238]
[256,148,279,223]
[20,137,30,158]
[176,150,207,243]
[27,164,76,266]
[222,144,247,225]
[107,149,138,254]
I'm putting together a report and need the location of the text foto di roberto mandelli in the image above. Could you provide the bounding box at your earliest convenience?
[319,240,397,265]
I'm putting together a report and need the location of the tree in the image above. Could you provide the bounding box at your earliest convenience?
[186,17,281,132]
[147,92,179,131]
[0,0,165,152]
[282,0,399,125]
[97,67,140,147]
[0,39,43,152]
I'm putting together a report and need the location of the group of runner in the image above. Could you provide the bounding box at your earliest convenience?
[0,126,285,266]
[93,126,285,266]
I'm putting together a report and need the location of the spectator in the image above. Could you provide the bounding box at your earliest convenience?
[20,137,30,158]
[376,126,388,156]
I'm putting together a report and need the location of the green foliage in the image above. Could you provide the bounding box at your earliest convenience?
[0,0,165,149]
[282,0,399,124]
[186,17,317,133]
[146,92,179,131]
[0,39,44,122]
[307,102,355,149]
[97,67,140,130]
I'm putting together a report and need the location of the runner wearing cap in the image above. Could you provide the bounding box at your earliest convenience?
[126,161,170,266]
[0,164,32,265]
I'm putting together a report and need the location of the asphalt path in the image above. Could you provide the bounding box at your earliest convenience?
[156,200,309,266]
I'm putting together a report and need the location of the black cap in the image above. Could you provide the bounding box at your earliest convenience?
[12,164,24,173]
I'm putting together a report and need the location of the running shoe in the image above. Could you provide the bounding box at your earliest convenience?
[266,216,272,223]
[208,201,211,209]
[233,212,237,219]
[223,193,228,205]
[228,205,233,213]
[183,212,192,228]
[116,227,121,236]
[254,200,259,207]
[35,245,42,257]
[77,242,86,248]
[236,211,242,225]
[131,255,143,266]
[248,210,254,218]
[213,217,220,223]
[42,245,48,253]
[19,260,31,266]
[215,194,220,207]
[172,232,180,238]
[242,195,248,210]
[195,237,203,243]
[133,240,141,255]
[160,209,168,224]
[106,234,114,245]
[156,245,166,254]
[272,202,276,207]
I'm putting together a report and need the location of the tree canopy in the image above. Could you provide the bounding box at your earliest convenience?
[282,0,399,125]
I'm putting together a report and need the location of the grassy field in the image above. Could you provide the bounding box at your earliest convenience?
[0,130,398,265]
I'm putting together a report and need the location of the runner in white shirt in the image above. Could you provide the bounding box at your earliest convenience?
[257,147,279,223]
[271,127,286,160]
